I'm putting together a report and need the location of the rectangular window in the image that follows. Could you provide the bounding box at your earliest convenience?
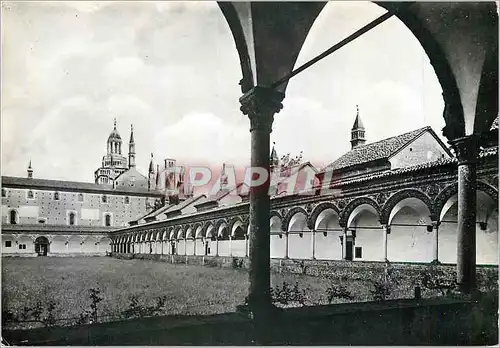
[125,196,130,204]
[1,188,6,197]
[27,190,34,199]
[5,241,12,248]
[102,195,107,203]
[19,244,26,250]
[355,247,362,259]
[78,193,84,202]
[54,192,59,200]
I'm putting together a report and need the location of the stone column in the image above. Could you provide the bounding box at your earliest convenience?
[240,86,284,313]
[432,221,440,263]
[215,236,219,257]
[194,237,197,256]
[245,234,249,257]
[311,229,316,260]
[449,135,478,294]
[382,225,389,262]
[229,235,232,257]
[342,228,348,260]
[284,232,289,259]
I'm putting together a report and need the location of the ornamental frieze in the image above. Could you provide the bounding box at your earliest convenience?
[375,192,387,206]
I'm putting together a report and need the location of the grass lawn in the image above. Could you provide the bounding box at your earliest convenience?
[2,256,376,329]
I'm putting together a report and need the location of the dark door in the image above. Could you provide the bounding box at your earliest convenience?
[345,240,353,261]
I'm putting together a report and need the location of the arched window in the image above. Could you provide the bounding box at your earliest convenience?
[27,190,34,199]
[102,195,107,203]
[9,210,17,224]
[69,212,76,226]
[125,196,130,204]
[2,188,6,197]
[54,192,59,200]
[105,214,112,227]
[78,193,84,202]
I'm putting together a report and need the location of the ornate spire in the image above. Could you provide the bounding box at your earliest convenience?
[113,118,117,130]
[128,124,136,168]
[149,153,155,174]
[129,124,135,143]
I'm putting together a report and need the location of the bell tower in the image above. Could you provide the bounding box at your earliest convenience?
[351,105,366,149]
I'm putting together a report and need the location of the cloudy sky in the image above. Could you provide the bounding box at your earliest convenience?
[2,1,445,183]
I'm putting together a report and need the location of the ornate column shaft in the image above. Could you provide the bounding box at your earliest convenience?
[240,86,284,312]
[449,135,478,294]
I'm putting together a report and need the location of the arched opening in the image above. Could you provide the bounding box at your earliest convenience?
[217,223,230,256]
[185,227,194,255]
[105,214,112,227]
[314,208,342,260]
[231,220,246,257]
[69,212,76,226]
[9,210,18,225]
[347,203,382,261]
[270,215,284,258]
[205,224,216,256]
[439,190,498,265]
[287,211,311,260]
[387,197,433,262]
[35,236,50,256]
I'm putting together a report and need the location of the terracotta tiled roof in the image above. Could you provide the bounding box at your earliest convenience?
[1,176,163,196]
[323,127,430,172]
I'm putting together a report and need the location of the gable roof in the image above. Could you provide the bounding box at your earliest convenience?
[322,127,445,172]
[163,194,206,215]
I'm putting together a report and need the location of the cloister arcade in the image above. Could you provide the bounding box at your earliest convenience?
[111,178,498,266]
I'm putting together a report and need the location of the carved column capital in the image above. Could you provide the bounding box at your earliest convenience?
[449,135,479,165]
[239,86,284,132]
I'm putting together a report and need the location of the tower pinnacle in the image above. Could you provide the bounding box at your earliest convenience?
[27,160,33,178]
[350,105,366,149]
[128,124,136,168]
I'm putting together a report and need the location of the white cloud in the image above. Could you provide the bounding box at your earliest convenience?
[152,112,250,166]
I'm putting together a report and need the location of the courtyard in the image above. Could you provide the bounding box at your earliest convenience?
[1,256,372,330]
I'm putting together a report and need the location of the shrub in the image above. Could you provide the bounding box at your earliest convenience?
[419,266,457,296]
[325,283,354,304]
[370,279,392,301]
[270,282,307,307]
[121,294,168,319]
[77,287,103,324]
[232,258,244,269]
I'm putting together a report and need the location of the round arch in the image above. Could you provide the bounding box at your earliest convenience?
[381,189,434,225]
[340,197,380,228]
[283,207,309,232]
[309,202,340,230]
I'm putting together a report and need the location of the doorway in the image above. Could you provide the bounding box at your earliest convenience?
[34,236,49,256]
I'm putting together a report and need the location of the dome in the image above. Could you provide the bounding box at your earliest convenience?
[108,129,122,142]
[107,119,122,142]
